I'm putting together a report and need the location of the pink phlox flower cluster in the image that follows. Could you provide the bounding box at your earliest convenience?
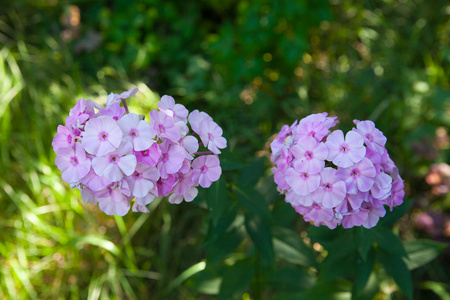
[271,114,404,229]
[53,89,226,216]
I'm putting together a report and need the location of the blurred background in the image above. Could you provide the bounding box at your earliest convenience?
[0,0,449,299]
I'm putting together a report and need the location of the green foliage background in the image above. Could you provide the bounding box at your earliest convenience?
[0,0,449,299]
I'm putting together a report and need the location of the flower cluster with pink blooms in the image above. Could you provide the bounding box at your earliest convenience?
[52,88,226,216]
[270,113,405,229]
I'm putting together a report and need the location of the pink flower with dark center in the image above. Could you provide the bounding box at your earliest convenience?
[156,175,176,197]
[353,120,387,154]
[198,119,227,154]
[52,125,76,153]
[97,181,131,216]
[285,167,321,196]
[92,141,137,182]
[117,113,155,151]
[326,130,366,168]
[192,155,222,188]
[290,136,328,174]
[337,158,376,194]
[125,163,160,198]
[157,140,185,178]
[149,110,181,142]
[158,95,189,123]
[55,143,91,184]
[295,121,328,142]
[134,142,161,167]
[99,103,125,121]
[82,116,122,156]
[312,167,346,208]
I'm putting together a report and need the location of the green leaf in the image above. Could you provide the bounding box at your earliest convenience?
[271,200,297,228]
[217,259,254,300]
[378,198,413,227]
[403,239,448,270]
[377,249,413,300]
[238,156,265,187]
[206,178,229,226]
[244,214,275,267]
[269,280,352,300]
[373,226,407,258]
[352,248,375,299]
[272,226,318,268]
[421,281,450,300]
[256,174,281,205]
[205,227,243,264]
[235,186,272,221]
[220,151,246,171]
[264,267,316,293]
[354,227,374,261]
[318,230,357,282]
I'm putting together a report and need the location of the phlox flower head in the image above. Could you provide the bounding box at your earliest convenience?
[53,89,226,216]
[270,112,404,229]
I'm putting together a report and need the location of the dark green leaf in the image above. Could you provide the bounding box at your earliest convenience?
[354,227,374,261]
[378,198,413,227]
[373,226,407,258]
[403,239,448,270]
[264,267,315,293]
[235,186,272,221]
[318,230,357,282]
[255,174,281,205]
[271,200,297,228]
[269,280,352,300]
[205,227,243,264]
[217,259,254,300]
[238,156,265,187]
[272,226,318,268]
[352,248,375,299]
[377,249,413,300]
[206,178,229,226]
[244,214,275,267]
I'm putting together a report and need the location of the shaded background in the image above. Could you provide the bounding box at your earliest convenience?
[0,0,449,299]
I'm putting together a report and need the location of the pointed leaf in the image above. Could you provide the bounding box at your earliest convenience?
[272,226,318,268]
[244,214,275,267]
[235,186,272,221]
[238,156,265,187]
[206,178,229,226]
[377,249,413,300]
[403,239,448,270]
[218,259,254,300]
